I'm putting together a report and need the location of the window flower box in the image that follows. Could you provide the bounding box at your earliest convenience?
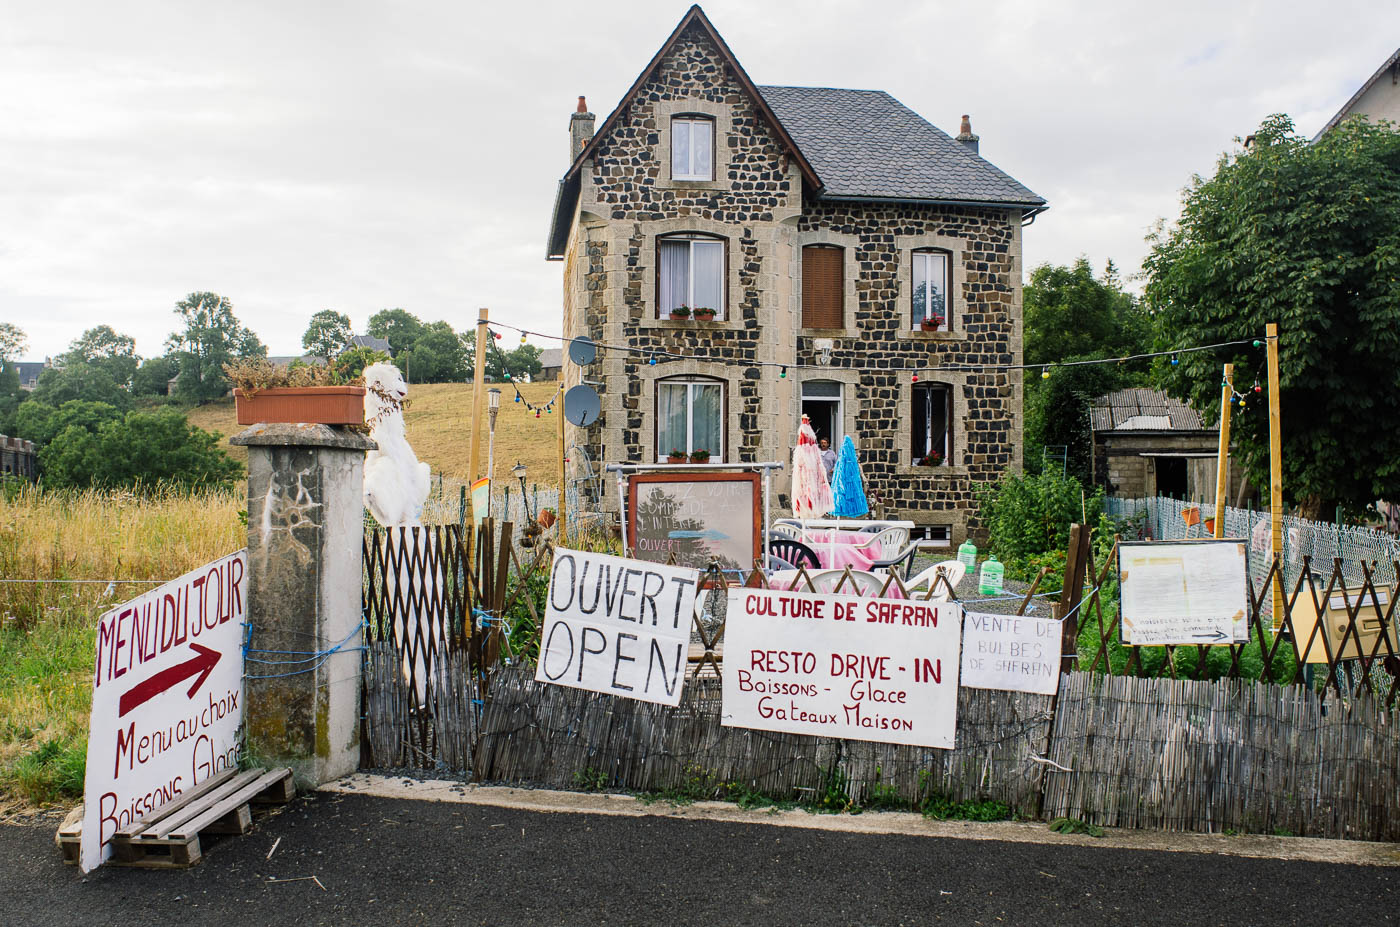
[692,306,717,322]
[234,386,366,426]
[920,317,946,332]
[688,449,711,464]
[668,305,692,321]
[917,452,944,467]
[666,449,688,464]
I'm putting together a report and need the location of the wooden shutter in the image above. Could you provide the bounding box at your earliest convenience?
[802,246,844,329]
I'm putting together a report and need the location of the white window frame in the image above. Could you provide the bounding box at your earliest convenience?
[655,377,725,463]
[801,379,844,445]
[911,249,951,330]
[671,116,714,181]
[658,235,725,319]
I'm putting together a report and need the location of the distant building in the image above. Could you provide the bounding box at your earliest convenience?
[1090,388,1246,502]
[342,334,391,354]
[538,349,563,381]
[12,360,54,391]
[266,354,325,367]
[1314,46,1400,140]
[0,435,36,481]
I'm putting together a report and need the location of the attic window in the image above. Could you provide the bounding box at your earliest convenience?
[671,116,714,181]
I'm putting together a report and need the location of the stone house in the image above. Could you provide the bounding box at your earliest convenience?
[537,348,563,382]
[1090,388,1247,503]
[547,5,1045,544]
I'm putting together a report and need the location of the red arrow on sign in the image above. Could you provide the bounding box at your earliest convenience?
[118,643,221,718]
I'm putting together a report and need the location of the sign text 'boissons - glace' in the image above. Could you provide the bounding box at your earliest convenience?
[81,549,248,872]
[534,548,700,706]
[721,588,962,748]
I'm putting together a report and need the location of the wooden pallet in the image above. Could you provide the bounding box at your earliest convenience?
[55,767,295,868]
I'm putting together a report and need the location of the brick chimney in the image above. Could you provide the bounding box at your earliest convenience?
[570,95,595,163]
[956,114,979,155]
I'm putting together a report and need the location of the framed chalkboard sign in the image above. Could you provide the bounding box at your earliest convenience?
[627,472,762,571]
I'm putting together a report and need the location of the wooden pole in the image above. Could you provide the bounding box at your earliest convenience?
[1213,363,1233,539]
[1267,323,1284,622]
[557,373,568,540]
[1057,523,1091,673]
[466,308,490,517]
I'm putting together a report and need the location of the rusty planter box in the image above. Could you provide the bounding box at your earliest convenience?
[234,386,366,425]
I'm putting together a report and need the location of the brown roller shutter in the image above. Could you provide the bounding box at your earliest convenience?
[801,246,844,329]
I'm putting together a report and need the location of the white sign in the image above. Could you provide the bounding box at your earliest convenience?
[1119,541,1250,645]
[721,588,961,748]
[81,550,247,872]
[534,548,700,706]
[960,612,1062,695]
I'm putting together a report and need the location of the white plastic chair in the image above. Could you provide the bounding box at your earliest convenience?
[770,522,803,540]
[807,569,886,596]
[905,560,966,601]
[854,526,908,561]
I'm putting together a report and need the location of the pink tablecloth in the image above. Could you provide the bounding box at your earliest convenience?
[803,530,878,571]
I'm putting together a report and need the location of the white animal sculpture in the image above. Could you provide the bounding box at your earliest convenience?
[363,362,430,527]
[362,362,436,705]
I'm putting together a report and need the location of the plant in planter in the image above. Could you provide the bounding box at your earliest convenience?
[521,522,543,547]
[668,304,692,321]
[920,315,946,332]
[688,448,711,464]
[224,358,366,426]
[666,448,688,464]
[538,507,557,529]
[917,451,944,467]
[692,306,717,321]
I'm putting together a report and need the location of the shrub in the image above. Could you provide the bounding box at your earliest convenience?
[977,469,1104,567]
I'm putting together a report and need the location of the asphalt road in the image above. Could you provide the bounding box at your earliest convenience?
[3,792,1397,927]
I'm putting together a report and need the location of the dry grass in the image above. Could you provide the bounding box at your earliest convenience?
[184,380,564,487]
[0,484,243,808]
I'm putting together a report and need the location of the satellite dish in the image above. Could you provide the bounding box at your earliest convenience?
[568,336,597,366]
[564,384,601,426]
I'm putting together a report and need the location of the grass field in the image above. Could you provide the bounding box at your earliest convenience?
[183,381,564,487]
[0,485,243,809]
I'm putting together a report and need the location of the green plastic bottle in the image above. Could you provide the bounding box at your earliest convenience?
[978,555,1004,595]
[957,539,978,572]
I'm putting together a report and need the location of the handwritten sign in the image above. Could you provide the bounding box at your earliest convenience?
[81,550,247,872]
[721,588,961,748]
[628,472,760,571]
[535,548,700,705]
[1119,540,1250,645]
[960,612,1061,695]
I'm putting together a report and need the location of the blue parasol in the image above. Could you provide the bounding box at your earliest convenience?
[830,435,869,518]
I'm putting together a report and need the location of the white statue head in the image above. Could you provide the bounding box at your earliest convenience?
[363,362,408,431]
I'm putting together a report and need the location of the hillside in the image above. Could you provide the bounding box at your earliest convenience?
[183,381,564,487]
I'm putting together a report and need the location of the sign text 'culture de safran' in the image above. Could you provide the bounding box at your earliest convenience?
[535,548,700,706]
[721,588,961,748]
[81,550,247,872]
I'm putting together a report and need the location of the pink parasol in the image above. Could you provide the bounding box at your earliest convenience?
[791,415,834,519]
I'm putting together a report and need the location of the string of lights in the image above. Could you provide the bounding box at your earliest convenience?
[485,331,563,418]
[484,320,1269,383]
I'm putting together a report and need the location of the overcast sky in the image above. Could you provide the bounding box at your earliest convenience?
[4,1,1398,360]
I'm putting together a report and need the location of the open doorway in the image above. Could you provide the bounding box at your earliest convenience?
[801,380,842,446]
[1152,456,1188,498]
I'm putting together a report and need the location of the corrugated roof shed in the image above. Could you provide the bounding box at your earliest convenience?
[1090,388,1208,432]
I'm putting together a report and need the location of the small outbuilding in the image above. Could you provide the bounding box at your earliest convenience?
[1090,388,1246,502]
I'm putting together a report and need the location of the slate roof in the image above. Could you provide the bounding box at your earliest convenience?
[758,86,1045,207]
[1090,388,1208,432]
[343,334,391,353]
[539,348,563,369]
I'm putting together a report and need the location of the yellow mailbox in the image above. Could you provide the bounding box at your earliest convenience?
[1290,582,1397,663]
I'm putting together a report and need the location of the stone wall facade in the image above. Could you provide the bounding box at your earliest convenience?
[560,22,1026,544]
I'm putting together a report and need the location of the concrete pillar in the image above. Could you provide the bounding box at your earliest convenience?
[229,423,375,786]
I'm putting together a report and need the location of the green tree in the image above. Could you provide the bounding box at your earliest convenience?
[1022,259,1151,480]
[400,320,467,382]
[0,323,26,362]
[13,400,123,446]
[30,362,131,411]
[167,292,266,403]
[131,356,178,397]
[39,408,242,490]
[1143,114,1400,518]
[302,309,353,359]
[330,345,391,382]
[459,332,543,381]
[367,308,426,357]
[60,325,140,387]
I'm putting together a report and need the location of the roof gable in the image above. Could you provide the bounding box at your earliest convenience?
[1090,388,1208,433]
[1315,46,1400,140]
